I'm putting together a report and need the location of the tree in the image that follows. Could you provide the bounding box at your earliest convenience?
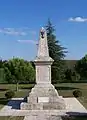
[46,19,66,60]
[64,68,80,82]
[4,58,35,91]
[0,59,3,68]
[0,59,6,83]
[64,60,80,82]
[75,54,87,80]
[64,69,73,82]
[45,19,67,82]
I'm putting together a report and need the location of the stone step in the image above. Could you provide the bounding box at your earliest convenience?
[24,115,62,120]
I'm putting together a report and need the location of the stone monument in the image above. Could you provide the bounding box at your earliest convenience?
[20,27,66,110]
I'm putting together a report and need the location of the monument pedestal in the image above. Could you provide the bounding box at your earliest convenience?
[20,83,65,110]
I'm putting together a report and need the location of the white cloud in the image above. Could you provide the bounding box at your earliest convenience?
[17,40,37,44]
[0,28,27,36]
[68,17,87,22]
[17,27,37,35]
[29,31,36,35]
[0,27,36,36]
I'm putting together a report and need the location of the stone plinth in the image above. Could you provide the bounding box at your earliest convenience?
[20,83,65,110]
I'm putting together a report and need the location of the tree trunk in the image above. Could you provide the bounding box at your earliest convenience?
[16,82,19,91]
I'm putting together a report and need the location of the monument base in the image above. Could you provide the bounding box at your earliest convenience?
[20,83,66,110]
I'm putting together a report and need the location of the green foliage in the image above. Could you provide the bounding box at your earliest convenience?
[46,19,67,61]
[64,68,80,82]
[5,90,15,99]
[64,60,77,69]
[0,59,7,83]
[51,60,66,83]
[0,68,6,83]
[30,61,35,69]
[73,90,82,98]
[4,57,35,83]
[75,54,87,80]
[0,59,3,68]
[45,19,67,82]
[64,69,73,82]
[3,57,35,91]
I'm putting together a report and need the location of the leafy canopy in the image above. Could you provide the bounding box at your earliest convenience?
[45,19,67,82]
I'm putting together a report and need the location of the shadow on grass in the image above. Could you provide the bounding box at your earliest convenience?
[0,88,8,91]
[66,112,87,116]
[62,112,87,120]
[62,116,87,120]
[55,86,79,90]
[0,98,9,105]
[7,99,23,109]
[20,86,78,91]
[20,86,34,90]
[0,98,23,109]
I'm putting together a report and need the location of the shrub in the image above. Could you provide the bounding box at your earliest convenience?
[5,90,15,99]
[73,90,82,98]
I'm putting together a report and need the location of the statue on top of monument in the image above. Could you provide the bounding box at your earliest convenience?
[40,27,45,39]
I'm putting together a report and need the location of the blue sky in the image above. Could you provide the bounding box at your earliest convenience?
[0,0,87,60]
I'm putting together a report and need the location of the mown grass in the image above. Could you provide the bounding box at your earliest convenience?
[0,116,87,120]
[0,116,24,120]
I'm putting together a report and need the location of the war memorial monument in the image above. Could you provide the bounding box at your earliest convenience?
[0,27,87,120]
[20,27,87,119]
[20,27,65,110]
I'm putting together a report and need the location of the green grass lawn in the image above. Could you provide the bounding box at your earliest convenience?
[55,83,87,108]
[0,116,24,120]
[0,84,33,109]
[0,116,87,120]
[0,83,87,109]
[0,83,87,120]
